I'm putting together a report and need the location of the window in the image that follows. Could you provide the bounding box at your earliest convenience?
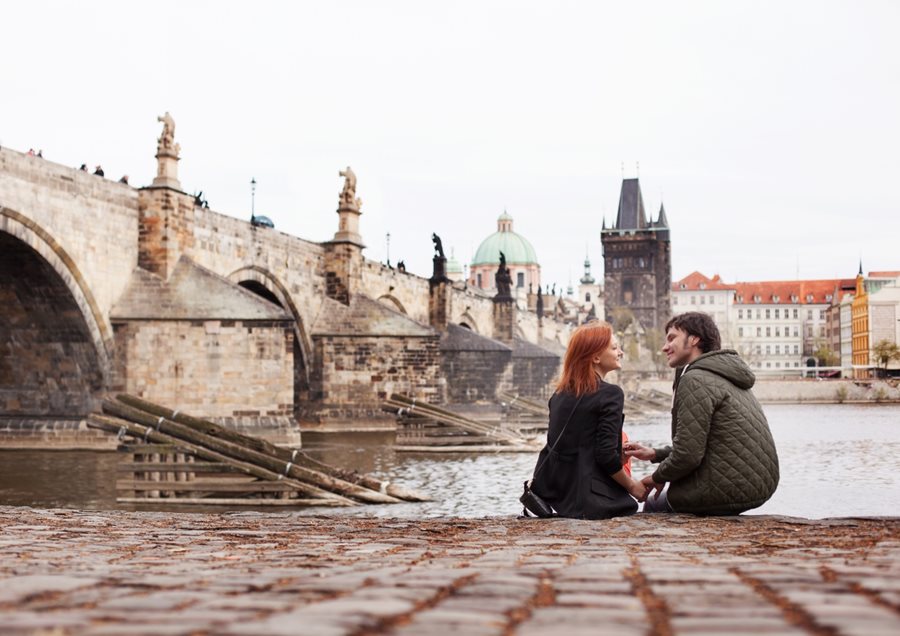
[739,327,744,337]
[819,310,826,320]
[766,362,771,368]
[700,296,706,305]
[757,327,762,337]
[793,309,798,319]
[765,309,771,319]
[775,327,781,337]
[766,327,771,337]
[775,309,780,319]
[691,295,696,305]
[739,309,743,319]
[585,292,591,302]
[766,345,771,354]
[476,273,482,287]
[755,345,761,355]
[775,345,780,354]
[756,309,761,319]
[516,272,524,288]
[794,345,799,354]
[807,310,813,320]
[793,327,799,337]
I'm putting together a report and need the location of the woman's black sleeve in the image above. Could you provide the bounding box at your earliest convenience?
[593,385,625,475]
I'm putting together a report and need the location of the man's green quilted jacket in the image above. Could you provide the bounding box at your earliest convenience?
[652,349,779,515]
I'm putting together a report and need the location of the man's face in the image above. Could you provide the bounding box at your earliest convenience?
[662,327,698,368]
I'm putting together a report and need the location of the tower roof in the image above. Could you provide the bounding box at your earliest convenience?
[655,202,669,228]
[614,178,648,230]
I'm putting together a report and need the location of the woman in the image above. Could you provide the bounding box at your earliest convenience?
[528,321,646,519]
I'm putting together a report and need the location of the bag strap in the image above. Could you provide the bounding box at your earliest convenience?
[530,394,584,482]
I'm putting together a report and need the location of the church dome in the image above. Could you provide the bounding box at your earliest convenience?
[472,212,538,266]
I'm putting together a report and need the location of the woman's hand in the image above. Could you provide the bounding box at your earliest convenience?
[623,441,656,461]
[627,478,649,502]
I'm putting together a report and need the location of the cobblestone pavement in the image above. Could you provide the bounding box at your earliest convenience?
[0,506,897,635]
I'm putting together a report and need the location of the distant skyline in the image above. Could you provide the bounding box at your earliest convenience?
[3,1,898,294]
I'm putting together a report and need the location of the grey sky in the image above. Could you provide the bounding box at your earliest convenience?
[4,1,898,293]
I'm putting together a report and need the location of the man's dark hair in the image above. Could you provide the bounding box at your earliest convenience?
[665,312,721,353]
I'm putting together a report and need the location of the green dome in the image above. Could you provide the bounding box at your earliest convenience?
[472,213,538,266]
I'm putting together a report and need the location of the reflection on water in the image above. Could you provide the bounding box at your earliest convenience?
[1,404,898,518]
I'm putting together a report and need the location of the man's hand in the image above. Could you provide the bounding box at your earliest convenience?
[623,442,656,461]
[627,478,650,502]
[641,473,664,499]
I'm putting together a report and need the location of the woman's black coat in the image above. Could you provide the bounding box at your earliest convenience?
[530,383,637,520]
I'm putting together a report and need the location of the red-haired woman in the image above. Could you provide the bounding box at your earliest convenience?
[528,321,647,519]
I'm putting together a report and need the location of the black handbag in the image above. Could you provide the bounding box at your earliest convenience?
[519,479,555,517]
[519,395,583,518]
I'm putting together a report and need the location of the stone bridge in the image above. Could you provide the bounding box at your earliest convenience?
[0,126,570,443]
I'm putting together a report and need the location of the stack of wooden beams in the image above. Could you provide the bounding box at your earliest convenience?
[88,395,429,507]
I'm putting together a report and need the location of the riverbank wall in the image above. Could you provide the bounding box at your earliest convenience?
[0,505,896,635]
[640,378,900,405]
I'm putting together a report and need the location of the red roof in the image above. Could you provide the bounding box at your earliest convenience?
[672,271,735,291]
[869,271,900,278]
[733,279,855,305]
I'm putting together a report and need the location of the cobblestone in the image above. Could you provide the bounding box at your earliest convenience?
[0,506,897,635]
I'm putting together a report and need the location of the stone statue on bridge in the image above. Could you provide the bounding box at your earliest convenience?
[495,251,512,299]
[153,112,182,189]
[156,112,180,156]
[431,233,445,259]
[338,167,362,210]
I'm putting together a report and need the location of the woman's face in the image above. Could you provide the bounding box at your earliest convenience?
[593,337,623,376]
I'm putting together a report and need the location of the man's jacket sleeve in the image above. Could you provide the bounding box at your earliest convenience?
[652,374,715,483]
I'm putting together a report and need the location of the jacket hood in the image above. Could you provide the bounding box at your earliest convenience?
[684,349,756,390]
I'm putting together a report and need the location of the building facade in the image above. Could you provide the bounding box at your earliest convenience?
[851,266,871,378]
[671,272,738,345]
[671,272,858,375]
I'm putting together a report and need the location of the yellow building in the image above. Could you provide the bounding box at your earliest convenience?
[850,263,870,378]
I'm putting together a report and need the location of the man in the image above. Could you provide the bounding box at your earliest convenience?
[625,312,779,515]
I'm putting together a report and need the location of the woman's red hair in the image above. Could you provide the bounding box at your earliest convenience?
[556,320,613,396]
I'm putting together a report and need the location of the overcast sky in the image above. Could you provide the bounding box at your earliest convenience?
[4,1,898,293]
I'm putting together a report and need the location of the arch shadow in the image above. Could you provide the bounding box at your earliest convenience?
[0,207,111,385]
[376,294,408,315]
[228,266,313,398]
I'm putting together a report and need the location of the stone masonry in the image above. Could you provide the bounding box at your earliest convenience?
[0,505,897,635]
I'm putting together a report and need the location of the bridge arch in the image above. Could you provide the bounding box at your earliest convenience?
[376,294,408,315]
[228,266,313,408]
[458,311,480,333]
[0,207,110,415]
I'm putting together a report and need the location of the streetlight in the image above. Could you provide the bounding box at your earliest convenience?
[250,177,256,223]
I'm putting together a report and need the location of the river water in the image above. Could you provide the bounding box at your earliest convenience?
[1,404,898,519]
